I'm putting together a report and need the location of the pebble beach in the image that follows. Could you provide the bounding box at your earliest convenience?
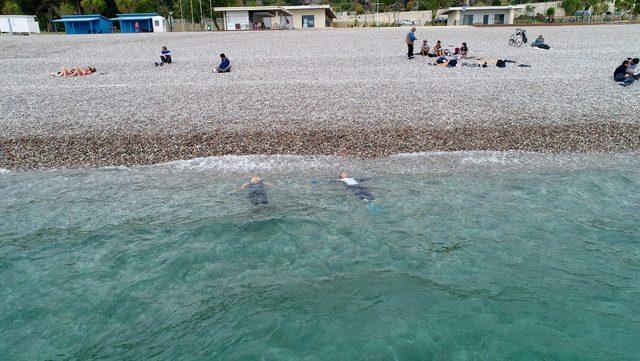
[1,24,639,169]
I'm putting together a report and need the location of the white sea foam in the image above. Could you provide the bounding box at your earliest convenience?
[0,169,10,174]
[141,151,640,177]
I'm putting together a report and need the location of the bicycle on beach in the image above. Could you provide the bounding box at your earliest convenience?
[508,28,528,47]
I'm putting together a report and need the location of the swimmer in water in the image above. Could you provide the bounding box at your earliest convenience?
[338,172,375,202]
[229,176,272,205]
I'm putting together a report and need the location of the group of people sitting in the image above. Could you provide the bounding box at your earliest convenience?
[419,40,469,59]
[406,28,534,69]
[52,45,232,77]
[614,58,639,86]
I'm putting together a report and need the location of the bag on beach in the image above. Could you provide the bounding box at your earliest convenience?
[496,59,506,68]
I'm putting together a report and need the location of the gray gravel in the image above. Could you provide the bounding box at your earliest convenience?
[0,25,639,169]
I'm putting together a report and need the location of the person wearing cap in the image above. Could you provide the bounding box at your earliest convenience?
[406,27,417,59]
[420,40,430,56]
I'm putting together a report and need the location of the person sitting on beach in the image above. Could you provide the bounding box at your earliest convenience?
[51,66,96,77]
[229,176,272,205]
[434,40,444,57]
[460,42,469,58]
[626,58,639,79]
[155,46,172,66]
[531,35,550,49]
[214,53,231,73]
[614,60,635,86]
[420,40,430,56]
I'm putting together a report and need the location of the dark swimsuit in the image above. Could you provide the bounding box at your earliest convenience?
[341,179,375,201]
[247,181,268,205]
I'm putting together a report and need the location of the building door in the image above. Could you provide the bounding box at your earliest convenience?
[483,15,489,24]
[462,15,473,25]
[302,15,315,28]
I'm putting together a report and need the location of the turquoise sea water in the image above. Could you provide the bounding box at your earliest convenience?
[1,152,639,360]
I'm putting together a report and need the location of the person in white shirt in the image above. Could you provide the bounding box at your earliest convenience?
[338,172,375,202]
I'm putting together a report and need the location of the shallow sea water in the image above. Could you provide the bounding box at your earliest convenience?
[1,152,639,360]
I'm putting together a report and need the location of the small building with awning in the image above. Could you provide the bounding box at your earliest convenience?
[52,14,113,34]
[214,5,336,30]
[213,6,294,30]
[111,13,167,33]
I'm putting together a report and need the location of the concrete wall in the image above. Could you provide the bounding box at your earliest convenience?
[335,10,437,26]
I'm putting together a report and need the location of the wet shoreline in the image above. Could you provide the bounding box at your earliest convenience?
[2,122,639,170]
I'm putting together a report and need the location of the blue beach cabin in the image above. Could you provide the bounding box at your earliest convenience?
[52,15,113,34]
[111,13,167,33]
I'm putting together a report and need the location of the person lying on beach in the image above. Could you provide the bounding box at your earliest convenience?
[214,53,231,73]
[228,176,272,205]
[429,56,457,67]
[155,46,172,66]
[420,40,430,56]
[614,60,635,86]
[51,66,96,77]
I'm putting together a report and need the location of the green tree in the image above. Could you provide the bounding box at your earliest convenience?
[614,0,633,12]
[2,0,21,14]
[406,0,413,10]
[81,0,106,13]
[525,4,534,15]
[115,0,156,13]
[561,0,581,15]
[58,1,76,14]
[546,6,555,16]
[592,1,607,14]
[354,2,363,14]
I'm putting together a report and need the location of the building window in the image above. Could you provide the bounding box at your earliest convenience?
[302,15,315,28]
[155,20,160,27]
[494,14,505,24]
[462,14,473,25]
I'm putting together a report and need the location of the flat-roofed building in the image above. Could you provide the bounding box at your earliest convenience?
[214,5,336,30]
[52,14,112,34]
[0,15,40,34]
[111,13,167,33]
[282,5,337,28]
[443,6,525,26]
[214,6,294,30]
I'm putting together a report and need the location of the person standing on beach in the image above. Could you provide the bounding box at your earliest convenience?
[406,27,416,59]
